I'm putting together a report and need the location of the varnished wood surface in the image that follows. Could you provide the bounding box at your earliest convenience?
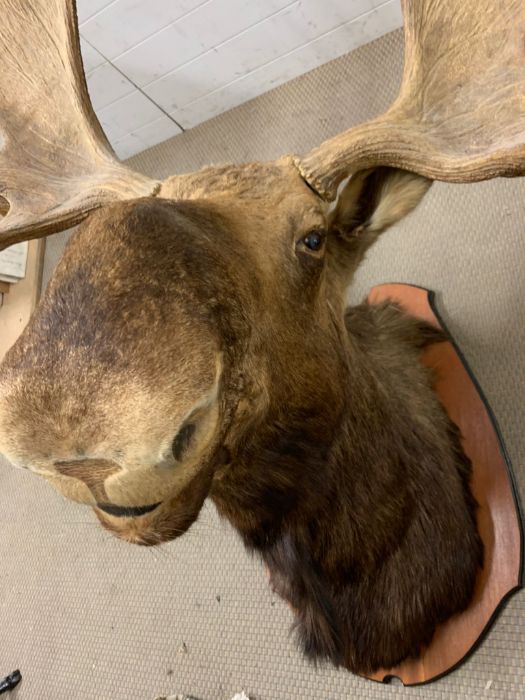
[365,283,523,685]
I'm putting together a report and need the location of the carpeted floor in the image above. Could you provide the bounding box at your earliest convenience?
[1,28,524,700]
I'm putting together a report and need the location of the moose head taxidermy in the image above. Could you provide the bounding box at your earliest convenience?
[0,0,523,684]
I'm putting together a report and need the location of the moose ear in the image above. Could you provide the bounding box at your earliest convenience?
[329,167,432,237]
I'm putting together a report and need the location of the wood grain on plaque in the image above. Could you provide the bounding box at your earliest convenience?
[365,284,523,685]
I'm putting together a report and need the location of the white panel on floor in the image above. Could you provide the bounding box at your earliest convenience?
[112,0,297,87]
[144,0,379,112]
[112,133,144,159]
[131,115,182,148]
[85,63,136,111]
[80,0,208,59]
[78,0,402,156]
[76,0,116,25]
[97,91,168,142]
[79,38,106,74]
[113,115,182,158]
[172,1,403,128]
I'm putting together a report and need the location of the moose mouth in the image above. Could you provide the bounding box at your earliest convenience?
[95,501,162,518]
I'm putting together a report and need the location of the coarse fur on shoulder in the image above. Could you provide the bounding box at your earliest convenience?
[345,299,448,350]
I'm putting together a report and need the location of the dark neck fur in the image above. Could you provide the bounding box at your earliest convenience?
[210,301,482,672]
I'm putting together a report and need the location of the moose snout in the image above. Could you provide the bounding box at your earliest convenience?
[94,505,165,546]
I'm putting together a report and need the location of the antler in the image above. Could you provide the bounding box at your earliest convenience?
[298,0,525,199]
[0,0,158,251]
[1,0,523,244]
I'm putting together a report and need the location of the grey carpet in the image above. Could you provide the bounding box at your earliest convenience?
[4,28,524,699]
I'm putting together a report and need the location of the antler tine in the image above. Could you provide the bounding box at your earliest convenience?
[298,0,525,200]
[0,0,159,251]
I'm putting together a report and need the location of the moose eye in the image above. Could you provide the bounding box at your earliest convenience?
[171,422,196,461]
[299,230,325,253]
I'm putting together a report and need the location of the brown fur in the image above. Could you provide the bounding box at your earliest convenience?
[217,301,481,671]
[0,162,482,673]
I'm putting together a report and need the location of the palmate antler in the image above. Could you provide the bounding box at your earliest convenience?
[0,0,524,247]
[0,0,158,250]
[298,0,525,199]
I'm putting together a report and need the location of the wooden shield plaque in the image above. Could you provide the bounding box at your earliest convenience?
[365,283,524,685]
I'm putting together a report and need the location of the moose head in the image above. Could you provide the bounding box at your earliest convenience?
[0,0,523,678]
[0,158,432,543]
